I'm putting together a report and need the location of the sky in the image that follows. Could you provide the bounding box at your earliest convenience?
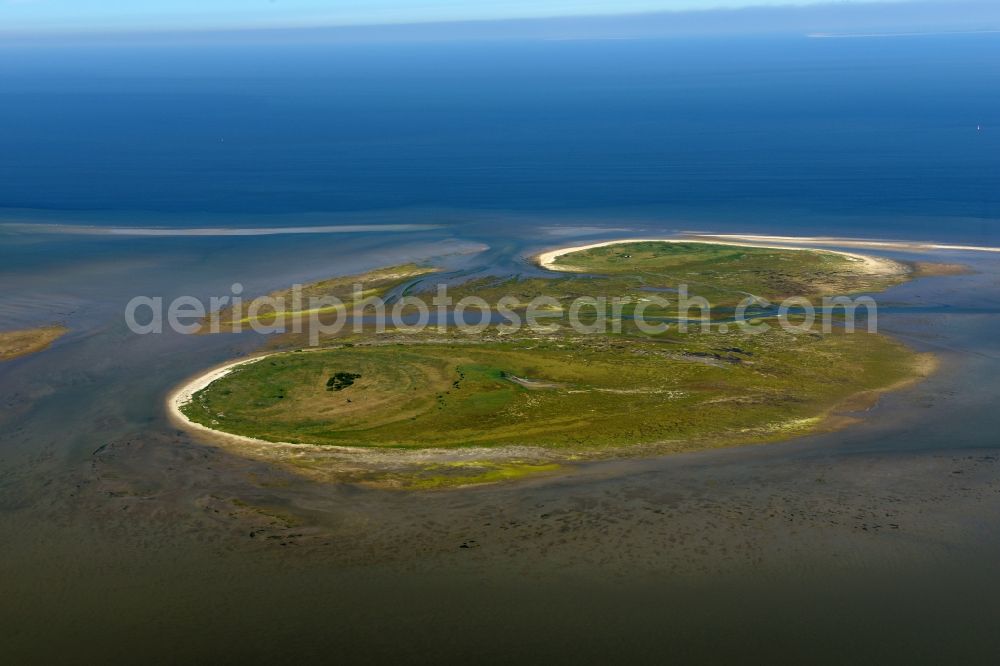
[1,0,928,33]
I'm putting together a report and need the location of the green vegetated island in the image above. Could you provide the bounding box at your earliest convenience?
[175,241,937,489]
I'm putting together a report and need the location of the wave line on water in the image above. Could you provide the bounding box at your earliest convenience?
[0,223,442,237]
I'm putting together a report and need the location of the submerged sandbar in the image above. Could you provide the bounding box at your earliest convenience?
[0,325,68,362]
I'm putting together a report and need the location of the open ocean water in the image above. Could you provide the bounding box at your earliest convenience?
[2,35,1000,663]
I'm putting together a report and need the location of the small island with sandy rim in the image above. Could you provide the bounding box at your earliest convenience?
[169,239,943,489]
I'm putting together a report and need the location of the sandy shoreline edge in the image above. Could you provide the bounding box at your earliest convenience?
[696,233,1000,254]
[167,355,277,447]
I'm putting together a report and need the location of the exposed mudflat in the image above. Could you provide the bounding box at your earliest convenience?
[3,226,999,663]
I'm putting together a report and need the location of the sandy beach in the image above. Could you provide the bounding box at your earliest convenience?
[693,233,1000,254]
[167,355,271,444]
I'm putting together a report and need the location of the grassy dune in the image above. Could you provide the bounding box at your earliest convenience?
[549,241,910,304]
[182,330,920,452]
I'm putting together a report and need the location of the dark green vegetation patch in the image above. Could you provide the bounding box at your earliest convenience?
[327,372,361,391]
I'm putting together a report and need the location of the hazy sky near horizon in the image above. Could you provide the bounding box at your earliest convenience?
[1,0,932,33]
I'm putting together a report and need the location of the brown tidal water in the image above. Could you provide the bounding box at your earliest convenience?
[2,214,1000,664]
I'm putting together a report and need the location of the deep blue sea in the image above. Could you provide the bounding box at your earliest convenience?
[1,35,998,242]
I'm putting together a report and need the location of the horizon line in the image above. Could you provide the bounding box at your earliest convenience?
[2,0,998,43]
